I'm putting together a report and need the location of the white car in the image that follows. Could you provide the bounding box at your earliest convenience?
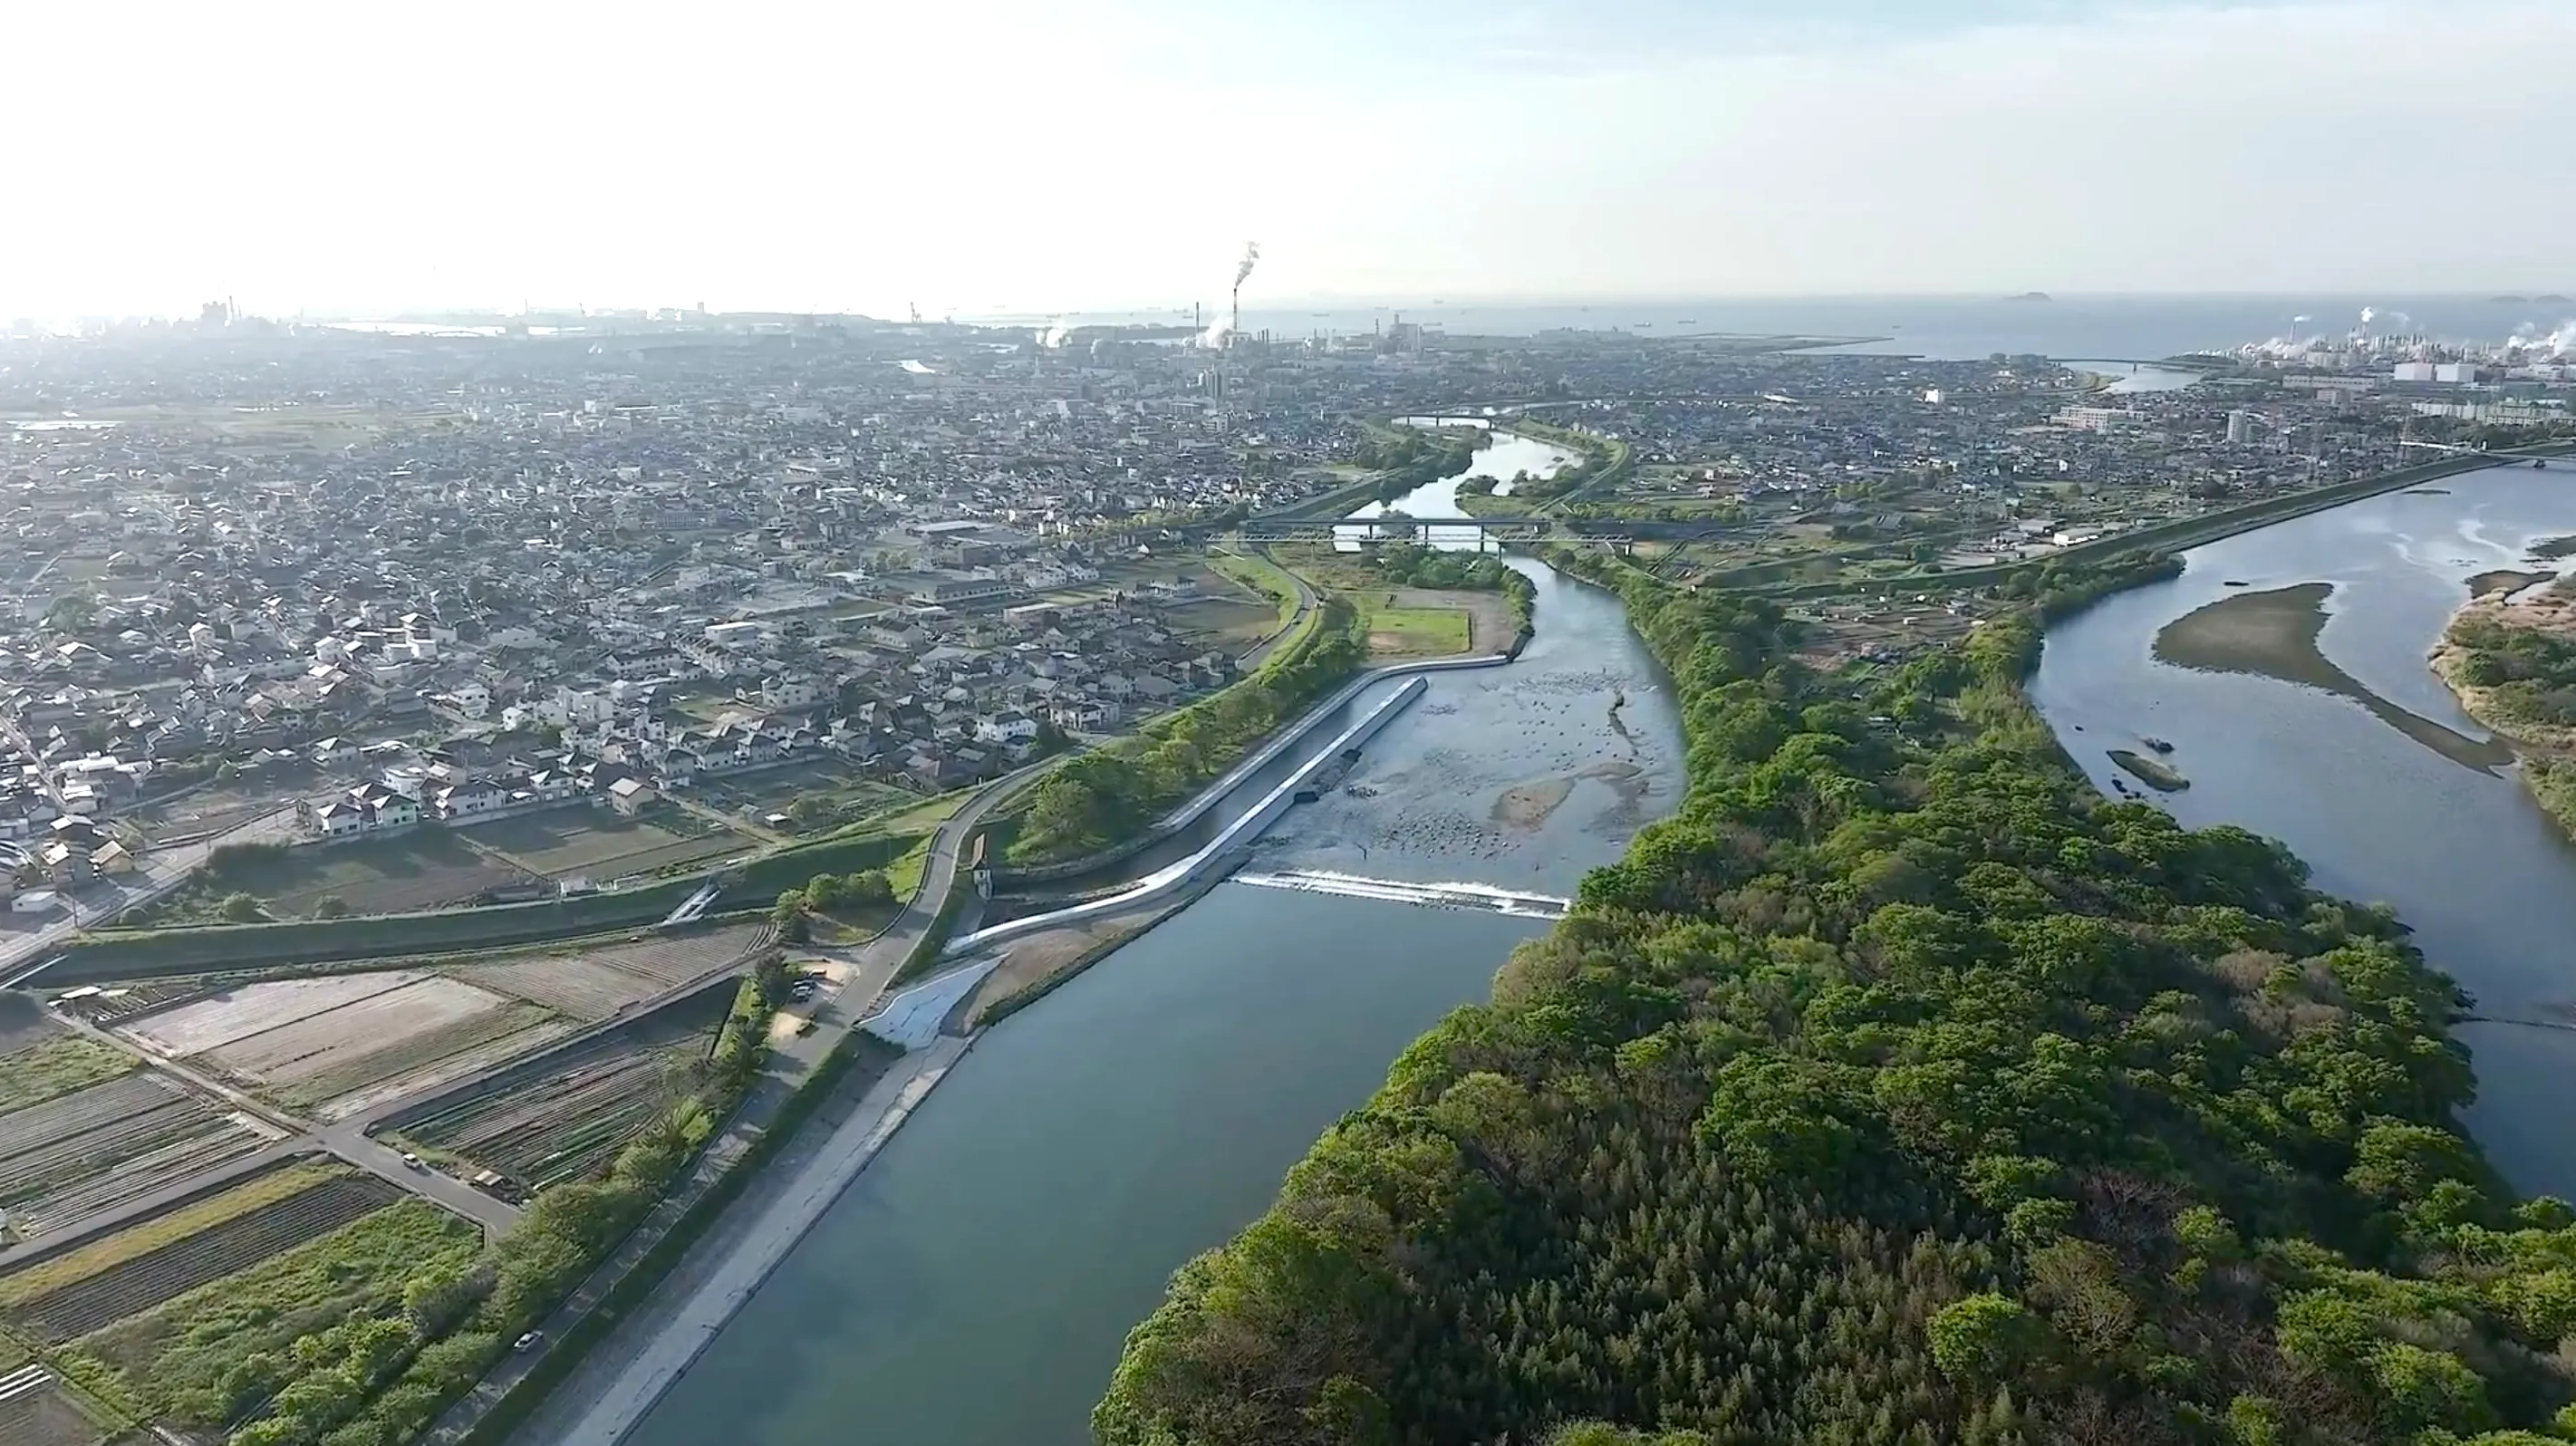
[400,1152,425,1171]
[515,1331,543,1352]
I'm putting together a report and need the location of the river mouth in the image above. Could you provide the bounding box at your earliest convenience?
[2151,582,2513,772]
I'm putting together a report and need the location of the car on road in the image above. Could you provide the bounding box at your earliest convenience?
[400,1152,426,1171]
[515,1331,543,1352]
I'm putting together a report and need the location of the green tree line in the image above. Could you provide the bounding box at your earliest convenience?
[1095,554,2576,1446]
[1365,542,1538,635]
[1012,598,1365,863]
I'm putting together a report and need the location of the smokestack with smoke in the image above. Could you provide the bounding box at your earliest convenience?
[1230,241,1260,342]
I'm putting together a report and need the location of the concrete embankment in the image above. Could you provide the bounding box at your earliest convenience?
[1001,652,1515,886]
[524,1034,973,1446]
[946,673,1442,958]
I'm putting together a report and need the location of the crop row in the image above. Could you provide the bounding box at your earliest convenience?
[12,1175,402,1342]
[0,1076,181,1162]
[6,1126,265,1240]
[0,1376,101,1446]
[412,1049,698,1189]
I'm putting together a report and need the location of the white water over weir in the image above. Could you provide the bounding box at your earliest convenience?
[1230,869,1572,920]
[942,676,1437,959]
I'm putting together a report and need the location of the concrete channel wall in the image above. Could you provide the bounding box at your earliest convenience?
[946,670,1449,958]
[1000,651,1516,886]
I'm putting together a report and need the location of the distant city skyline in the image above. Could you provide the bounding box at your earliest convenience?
[5,0,2571,321]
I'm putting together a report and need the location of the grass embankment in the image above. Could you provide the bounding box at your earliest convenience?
[2433,576,2576,834]
[1209,550,1301,633]
[0,1037,136,1115]
[53,826,929,984]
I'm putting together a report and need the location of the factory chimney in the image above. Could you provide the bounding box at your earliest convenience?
[1229,243,1260,347]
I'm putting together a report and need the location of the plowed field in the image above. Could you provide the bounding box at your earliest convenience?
[8,1174,401,1341]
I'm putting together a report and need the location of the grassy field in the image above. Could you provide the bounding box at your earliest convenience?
[64,1199,480,1426]
[153,832,533,922]
[0,1163,346,1308]
[464,809,749,880]
[0,1039,134,1117]
[1356,600,1471,657]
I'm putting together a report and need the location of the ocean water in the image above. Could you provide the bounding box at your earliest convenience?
[983,294,2575,362]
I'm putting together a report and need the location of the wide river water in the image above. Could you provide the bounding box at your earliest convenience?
[2030,461,2576,1198]
[630,435,1680,1446]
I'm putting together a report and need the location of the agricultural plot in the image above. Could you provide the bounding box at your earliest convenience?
[462,809,748,881]
[0,1075,267,1239]
[121,972,425,1057]
[0,1367,106,1446]
[64,1200,479,1429]
[0,1163,341,1308]
[0,1040,132,1119]
[400,1016,719,1191]
[160,831,533,921]
[121,973,569,1118]
[451,921,776,1020]
[5,1174,401,1343]
[691,759,909,831]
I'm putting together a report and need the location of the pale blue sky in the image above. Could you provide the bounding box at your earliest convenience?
[4,0,2568,319]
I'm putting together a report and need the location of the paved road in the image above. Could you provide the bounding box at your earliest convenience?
[0,805,303,988]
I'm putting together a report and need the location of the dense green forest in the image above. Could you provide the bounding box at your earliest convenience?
[1095,554,2576,1446]
[1012,598,1366,863]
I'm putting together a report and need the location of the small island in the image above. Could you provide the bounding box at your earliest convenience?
[2004,291,2052,304]
[2538,293,2573,304]
[2491,294,2530,304]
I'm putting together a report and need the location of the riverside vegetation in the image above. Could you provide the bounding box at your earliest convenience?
[2436,585,2576,834]
[1095,549,2576,1446]
[1009,597,1367,864]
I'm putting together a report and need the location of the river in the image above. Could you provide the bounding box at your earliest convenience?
[2028,461,2576,1198]
[626,443,1679,1446]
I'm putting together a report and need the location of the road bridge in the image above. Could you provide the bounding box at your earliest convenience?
[1240,514,1556,543]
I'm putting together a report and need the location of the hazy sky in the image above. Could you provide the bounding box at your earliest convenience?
[6,0,2570,320]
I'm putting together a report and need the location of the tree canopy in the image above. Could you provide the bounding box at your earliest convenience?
[1095,556,2576,1446]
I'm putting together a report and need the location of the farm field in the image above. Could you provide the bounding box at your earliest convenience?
[0,1040,132,1119]
[121,973,572,1118]
[0,1366,108,1446]
[62,1200,479,1430]
[394,994,727,1191]
[690,759,912,834]
[0,1075,270,1239]
[4,1173,402,1343]
[0,1162,342,1308]
[461,808,750,881]
[148,832,535,922]
[449,921,776,1020]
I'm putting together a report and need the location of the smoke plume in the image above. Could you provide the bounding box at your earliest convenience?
[1235,242,1261,290]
